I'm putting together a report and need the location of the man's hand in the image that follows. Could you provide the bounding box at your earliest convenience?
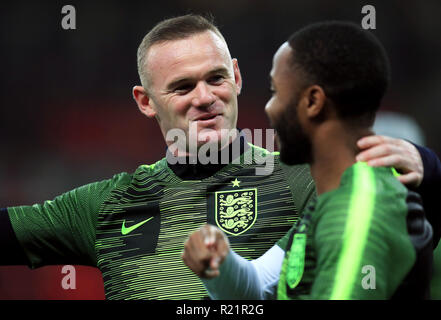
[182,224,230,279]
[356,135,424,187]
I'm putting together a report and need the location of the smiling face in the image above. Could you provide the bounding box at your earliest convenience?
[265,42,312,165]
[134,30,242,154]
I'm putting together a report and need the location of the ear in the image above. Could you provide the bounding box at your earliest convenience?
[232,58,243,95]
[132,85,157,118]
[303,85,326,119]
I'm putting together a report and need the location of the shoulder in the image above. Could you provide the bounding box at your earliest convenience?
[77,171,133,194]
[246,143,313,184]
[315,164,408,239]
[318,164,407,215]
[247,143,278,156]
[243,143,279,166]
[131,158,170,177]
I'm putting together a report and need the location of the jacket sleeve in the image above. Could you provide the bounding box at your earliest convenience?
[5,172,130,268]
[413,144,441,248]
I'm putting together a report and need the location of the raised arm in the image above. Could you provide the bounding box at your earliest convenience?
[1,172,130,268]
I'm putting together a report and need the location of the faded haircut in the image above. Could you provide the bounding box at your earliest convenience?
[288,21,390,126]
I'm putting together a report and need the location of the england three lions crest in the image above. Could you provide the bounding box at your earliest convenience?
[215,188,257,236]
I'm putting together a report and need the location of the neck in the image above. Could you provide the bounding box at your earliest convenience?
[310,121,373,196]
[167,129,239,158]
[166,132,249,180]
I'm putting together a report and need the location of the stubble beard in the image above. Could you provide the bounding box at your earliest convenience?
[274,100,312,166]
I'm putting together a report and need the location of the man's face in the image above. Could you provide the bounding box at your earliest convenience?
[265,42,312,165]
[142,31,242,152]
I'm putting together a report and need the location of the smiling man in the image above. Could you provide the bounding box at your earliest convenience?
[133,26,242,156]
[1,15,440,300]
[1,15,318,300]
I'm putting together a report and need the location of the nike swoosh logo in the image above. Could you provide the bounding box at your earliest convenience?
[121,217,154,235]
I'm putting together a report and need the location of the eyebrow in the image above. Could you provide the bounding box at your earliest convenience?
[166,67,230,91]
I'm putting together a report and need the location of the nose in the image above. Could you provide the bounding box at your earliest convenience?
[264,98,272,115]
[191,81,215,108]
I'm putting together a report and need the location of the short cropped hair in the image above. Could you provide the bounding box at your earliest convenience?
[288,21,391,124]
[137,14,225,90]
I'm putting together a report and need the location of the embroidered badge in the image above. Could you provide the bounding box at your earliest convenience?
[215,188,257,236]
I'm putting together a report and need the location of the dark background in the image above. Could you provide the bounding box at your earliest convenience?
[1,0,440,299]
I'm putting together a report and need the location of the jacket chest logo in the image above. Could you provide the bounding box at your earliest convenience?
[215,188,257,236]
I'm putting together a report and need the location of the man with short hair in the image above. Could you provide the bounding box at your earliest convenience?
[182,21,436,299]
[0,14,316,300]
[1,15,439,300]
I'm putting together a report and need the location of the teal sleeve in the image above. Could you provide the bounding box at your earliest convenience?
[7,172,131,268]
[310,191,416,299]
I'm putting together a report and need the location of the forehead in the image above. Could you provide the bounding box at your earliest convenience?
[271,42,294,80]
[146,31,232,82]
